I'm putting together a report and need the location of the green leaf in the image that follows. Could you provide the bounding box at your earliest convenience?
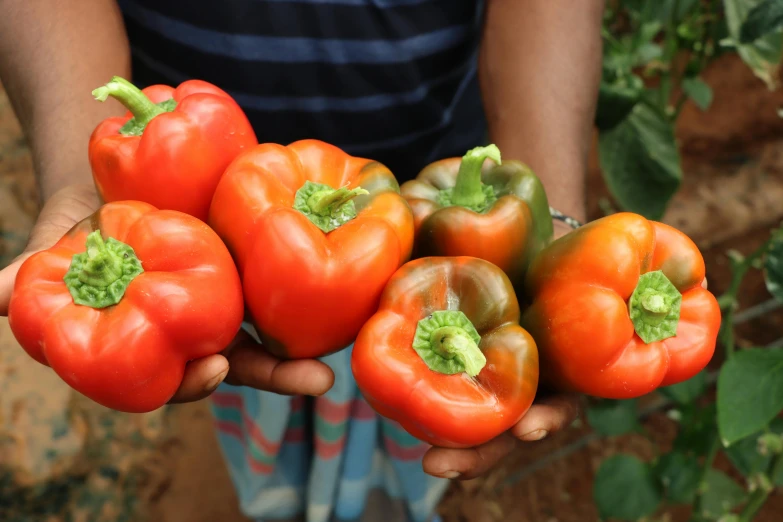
[586,399,640,436]
[655,452,702,503]
[598,103,682,220]
[595,79,644,131]
[764,226,783,302]
[660,371,708,404]
[717,348,783,445]
[699,469,748,519]
[593,455,662,520]
[723,0,783,89]
[634,42,664,65]
[682,77,714,111]
[725,417,783,485]
[740,0,783,43]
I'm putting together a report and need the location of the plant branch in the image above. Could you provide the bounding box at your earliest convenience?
[717,239,773,359]
[738,453,783,522]
[672,0,719,120]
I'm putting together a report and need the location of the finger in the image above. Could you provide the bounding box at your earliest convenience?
[422,433,517,480]
[169,354,230,403]
[511,393,582,442]
[223,331,335,396]
[0,256,30,316]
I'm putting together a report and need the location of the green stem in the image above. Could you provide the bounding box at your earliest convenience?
[309,186,368,215]
[738,453,782,522]
[293,181,369,233]
[628,271,683,343]
[412,311,487,377]
[93,76,165,126]
[717,241,772,359]
[449,145,502,211]
[672,2,718,121]
[63,230,144,309]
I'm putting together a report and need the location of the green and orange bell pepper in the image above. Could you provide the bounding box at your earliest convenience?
[521,213,721,399]
[89,76,257,222]
[7,201,244,413]
[209,140,414,359]
[352,256,539,448]
[400,145,553,290]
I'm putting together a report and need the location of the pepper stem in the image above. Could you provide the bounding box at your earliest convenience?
[92,76,177,136]
[293,181,369,233]
[310,186,369,215]
[412,311,487,377]
[628,270,683,343]
[63,230,144,309]
[450,144,502,210]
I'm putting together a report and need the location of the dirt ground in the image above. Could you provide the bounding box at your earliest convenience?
[1,53,783,521]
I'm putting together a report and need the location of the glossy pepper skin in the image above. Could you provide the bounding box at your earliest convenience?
[400,145,554,290]
[209,139,414,360]
[521,213,721,400]
[352,256,539,448]
[7,201,244,413]
[89,76,257,222]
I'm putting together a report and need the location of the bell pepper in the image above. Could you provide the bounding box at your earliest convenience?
[351,256,539,448]
[208,140,414,359]
[399,144,554,290]
[89,76,257,222]
[7,201,244,413]
[521,213,721,400]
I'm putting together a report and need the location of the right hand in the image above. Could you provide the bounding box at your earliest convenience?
[0,184,335,402]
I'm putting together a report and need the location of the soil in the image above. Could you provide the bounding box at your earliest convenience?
[2,52,783,522]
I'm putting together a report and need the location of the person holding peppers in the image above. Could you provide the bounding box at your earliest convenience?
[0,1,604,521]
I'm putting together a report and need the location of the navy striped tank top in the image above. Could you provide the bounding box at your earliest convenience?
[118,0,487,181]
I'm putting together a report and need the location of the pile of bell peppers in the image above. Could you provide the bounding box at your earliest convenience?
[8,76,720,450]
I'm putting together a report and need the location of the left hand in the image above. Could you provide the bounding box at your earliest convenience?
[422,219,583,479]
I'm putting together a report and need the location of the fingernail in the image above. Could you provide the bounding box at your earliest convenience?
[440,471,461,479]
[520,429,548,442]
[205,369,228,393]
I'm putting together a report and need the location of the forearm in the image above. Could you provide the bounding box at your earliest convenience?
[479,0,605,223]
[0,0,130,202]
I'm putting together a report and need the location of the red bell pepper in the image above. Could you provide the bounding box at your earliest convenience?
[209,140,414,359]
[352,256,539,448]
[521,213,721,399]
[89,76,257,222]
[7,201,244,413]
[400,145,553,290]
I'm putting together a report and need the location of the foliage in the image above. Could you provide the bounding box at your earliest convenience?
[591,1,783,520]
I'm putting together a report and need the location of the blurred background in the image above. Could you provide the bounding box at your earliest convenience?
[2,1,783,520]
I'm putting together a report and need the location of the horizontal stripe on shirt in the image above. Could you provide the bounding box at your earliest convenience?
[120,0,473,64]
[121,0,488,180]
[124,16,477,98]
[124,0,477,40]
[131,44,479,149]
[130,44,477,112]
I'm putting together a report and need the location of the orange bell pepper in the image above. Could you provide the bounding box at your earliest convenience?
[209,140,414,359]
[352,257,539,448]
[521,213,721,399]
[8,201,244,413]
[400,145,553,290]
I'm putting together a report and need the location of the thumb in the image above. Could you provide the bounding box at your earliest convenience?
[0,253,34,316]
[0,184,101,316]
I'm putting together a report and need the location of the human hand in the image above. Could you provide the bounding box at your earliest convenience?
[421,218,583,479]
[0,184,335,402]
